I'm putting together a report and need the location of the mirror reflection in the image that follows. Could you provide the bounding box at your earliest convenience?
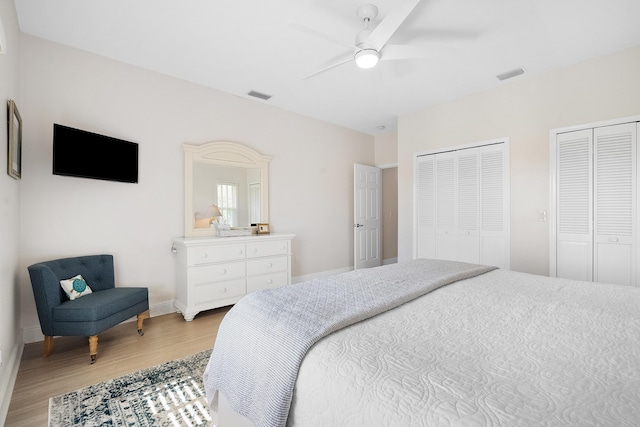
[193,163,262,228]
[183,141,270,238]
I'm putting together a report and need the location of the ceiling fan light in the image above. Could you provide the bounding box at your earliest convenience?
[355,49,380,69]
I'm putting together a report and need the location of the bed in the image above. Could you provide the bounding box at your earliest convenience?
[203,259,640,426]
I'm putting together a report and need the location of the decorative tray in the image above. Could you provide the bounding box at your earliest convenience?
[217,228,254,237]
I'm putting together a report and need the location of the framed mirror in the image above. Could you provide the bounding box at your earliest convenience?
[183,141,271,237]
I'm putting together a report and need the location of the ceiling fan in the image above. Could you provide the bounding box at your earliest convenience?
[303,0,424,79]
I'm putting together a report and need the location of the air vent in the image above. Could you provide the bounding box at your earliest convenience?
[247,90,272,101]
[496,68,524,81]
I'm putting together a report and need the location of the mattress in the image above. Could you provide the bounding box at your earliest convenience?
[206,261,640,426]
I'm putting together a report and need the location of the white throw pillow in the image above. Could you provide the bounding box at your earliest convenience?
[60,274,93,300]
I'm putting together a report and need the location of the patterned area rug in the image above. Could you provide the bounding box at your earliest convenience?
[48,350,213,426]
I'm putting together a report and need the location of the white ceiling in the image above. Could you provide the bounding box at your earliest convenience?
[14,0,640,135]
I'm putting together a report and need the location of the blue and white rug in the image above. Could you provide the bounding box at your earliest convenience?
[48,350,213,426]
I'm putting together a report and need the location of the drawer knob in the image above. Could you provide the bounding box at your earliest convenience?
[220,269,227,274]
[252,248,258,253]
[266,263,273,268]
[202,253,208,258]
[266,279,273,285]
[220,287,227,293]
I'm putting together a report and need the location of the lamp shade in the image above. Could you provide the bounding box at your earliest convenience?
[195,204,223,220]
[355,49,380,69]
[205,205,223,218]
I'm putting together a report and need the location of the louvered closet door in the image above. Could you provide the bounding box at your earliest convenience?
[435,152,457,261]
[479,144,509,269]
[415,141,509,268]
[556,129,593,281]
[457,150,480,263]
[416,155,436,258]
[593,123,637,286]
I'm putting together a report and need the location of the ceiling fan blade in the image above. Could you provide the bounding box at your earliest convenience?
[381,44,427,61]
[302,56,354,80]
[367,0,421,50]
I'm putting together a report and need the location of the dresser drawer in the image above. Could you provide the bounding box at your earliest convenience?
[246,241,290,258]
[189,261,246,285]
[246,256,288,276]
[195,278,245,303]
[188,244,245,266]
[247,271,289,293]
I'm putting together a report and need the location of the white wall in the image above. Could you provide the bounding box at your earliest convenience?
[0,1,22,422]
[398,45,640,275]
[18,35,374,339]
[374,131,398,166]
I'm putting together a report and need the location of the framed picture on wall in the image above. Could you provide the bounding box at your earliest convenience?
[7,99,22,180]
[257,223,270,234]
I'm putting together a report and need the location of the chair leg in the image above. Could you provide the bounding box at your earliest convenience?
[137,310,150,336]
[88,335,98,364]
[43,335,54,357]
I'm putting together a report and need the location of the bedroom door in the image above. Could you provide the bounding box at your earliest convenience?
[354,164,382,269]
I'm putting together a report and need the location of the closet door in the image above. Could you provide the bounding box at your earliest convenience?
[479,144,509,269]
[457,150,480,263]
[416,155,436,259]
[593,123,637,286]
[435,152,457,261]
[556,129,593,281]
[414,140,509,268]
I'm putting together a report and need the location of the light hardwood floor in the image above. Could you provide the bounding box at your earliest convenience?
[5,307,230,426]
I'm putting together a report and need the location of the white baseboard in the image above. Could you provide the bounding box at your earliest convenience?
[383,257,398,265]
[22,324,44,345]
[0,338,24,426]
[22,300,178,345]
[149,300,178,318]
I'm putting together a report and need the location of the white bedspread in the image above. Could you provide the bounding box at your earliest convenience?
[204,259,495,427]
[288,268,640,426]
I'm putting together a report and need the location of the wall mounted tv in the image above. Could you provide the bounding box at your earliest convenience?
[53,124,139,183]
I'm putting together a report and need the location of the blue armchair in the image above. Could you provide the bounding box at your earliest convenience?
[28,254,149,363]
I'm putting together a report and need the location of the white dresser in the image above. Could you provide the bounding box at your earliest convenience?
[172,233,295,321]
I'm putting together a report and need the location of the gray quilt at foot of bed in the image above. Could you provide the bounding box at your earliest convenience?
[203,258,496,427]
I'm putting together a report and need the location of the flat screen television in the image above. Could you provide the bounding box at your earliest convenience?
[53,124,139,183]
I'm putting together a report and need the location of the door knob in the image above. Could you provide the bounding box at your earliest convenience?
[354,224,364,228]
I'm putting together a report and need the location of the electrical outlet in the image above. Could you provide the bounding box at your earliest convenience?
[538,210,547,222]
